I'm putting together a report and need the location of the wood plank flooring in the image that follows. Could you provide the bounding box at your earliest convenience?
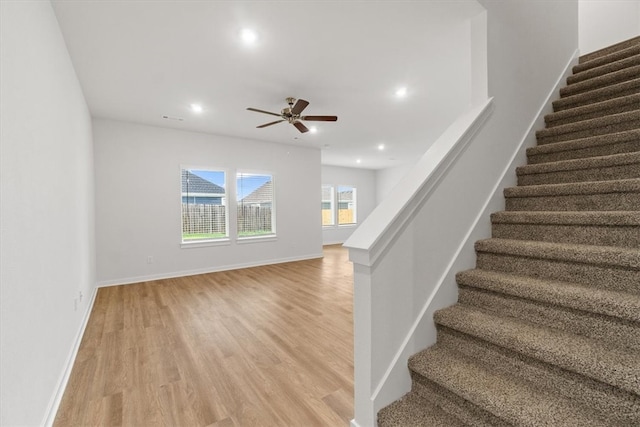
[54,245,354,426]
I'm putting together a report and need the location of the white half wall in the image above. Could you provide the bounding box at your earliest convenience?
[321,165,376,245]
[94,119,323,285]
[346,0,579,424]
[579,0,640,54]
[0,1,96,425]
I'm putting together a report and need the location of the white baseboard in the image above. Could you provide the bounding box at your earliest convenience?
[42,285,98,427]
[97,252,324,287]
[350,419,362,427]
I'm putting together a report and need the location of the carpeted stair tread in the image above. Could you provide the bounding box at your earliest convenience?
[491,210,640,227]
[504,177,640,197]
[456,280,640,352]
[456,268,640,323]
[527,129,640,164]
[434,327,640,425]
[567,52,640,86]
[579,36,640,64]
[560,65,640,98]
[409,345,618,426]
[544,92,640,127]
[474,238,640,270]
[377,391,466,427]
[490,210,640,246]
[554,77,640,112]
[536,110,640,145]
[516,151,640,185]
[574,43,640,74]
[433,305,640,395]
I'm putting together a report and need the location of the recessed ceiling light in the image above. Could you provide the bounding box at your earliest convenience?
[395,87,408,98]
[378,143,385,151]
[241,28,258,45]
[190,104,203,113]
[309,126,318,134]
[356,159,362,164]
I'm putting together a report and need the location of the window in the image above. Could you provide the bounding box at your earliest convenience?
[237,172,275,237]
[321,185,357,226]
[337,185,357,225]
[181,169,227,241]
[321,185,335,226]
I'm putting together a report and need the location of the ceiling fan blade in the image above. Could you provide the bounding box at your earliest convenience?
[300,115,338,122]
[290,99,309,115]
[247,107,282,117]
[257,119,285,128]
[293,121,309,133]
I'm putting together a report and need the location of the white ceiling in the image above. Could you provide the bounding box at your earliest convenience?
[51,0,483,170]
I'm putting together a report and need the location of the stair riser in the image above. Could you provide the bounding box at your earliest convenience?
[574,44,640,74]
[457,286,640,351]
[517,162,640,186]
[560,66,640,98]
[580,37,640,63]
[410,372,508,427]
[475,252,640,294]
[527,140,640,164]
[567,54,640,86]
[553,81,640,112]
[537,118,640,145]
[491,222,640,248]
[435,326,640,424]
[505,192,640,211]
[545,101,640,128]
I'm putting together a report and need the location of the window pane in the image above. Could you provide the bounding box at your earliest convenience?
[181,169,227,241]
[237,173,274,237]
[321,185,334,226]
[337,185,356,225]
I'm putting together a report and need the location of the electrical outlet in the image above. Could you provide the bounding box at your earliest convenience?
[147,256,154,264]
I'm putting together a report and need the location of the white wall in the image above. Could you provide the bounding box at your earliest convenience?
[94,119,322,285]
[375,164,413,205]
[321,165,376,245]
[579,0,640,54]
[0,2,96,425]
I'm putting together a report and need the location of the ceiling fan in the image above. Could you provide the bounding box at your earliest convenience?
[247,97,338,133]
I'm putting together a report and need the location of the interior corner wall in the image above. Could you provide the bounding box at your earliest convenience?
[0,1,96,425]
[321,165,376,245]
[579,0,640,54]
[375,164,414,205]
[93,119,322,285]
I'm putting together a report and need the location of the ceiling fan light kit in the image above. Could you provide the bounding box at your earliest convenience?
[247,97,337,133]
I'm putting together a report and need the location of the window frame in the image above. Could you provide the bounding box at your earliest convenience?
[321,185,335,227]
[337,185,357,226]
[180,166,230,247]
[236,170,277,242]
[321,184,358,228]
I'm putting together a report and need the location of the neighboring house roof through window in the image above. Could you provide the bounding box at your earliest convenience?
[182,170,225,196]
[241,181,273,204]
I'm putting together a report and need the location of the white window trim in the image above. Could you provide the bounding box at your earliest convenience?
[337,184,357,226]
[180,165,230,244]
[236,170,277,238]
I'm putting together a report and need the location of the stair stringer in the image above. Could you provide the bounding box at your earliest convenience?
[345,52,579,427]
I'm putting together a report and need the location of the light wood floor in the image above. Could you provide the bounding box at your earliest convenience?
[54,245,354,426]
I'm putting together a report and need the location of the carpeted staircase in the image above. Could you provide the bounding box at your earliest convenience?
[377,37,640,426]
